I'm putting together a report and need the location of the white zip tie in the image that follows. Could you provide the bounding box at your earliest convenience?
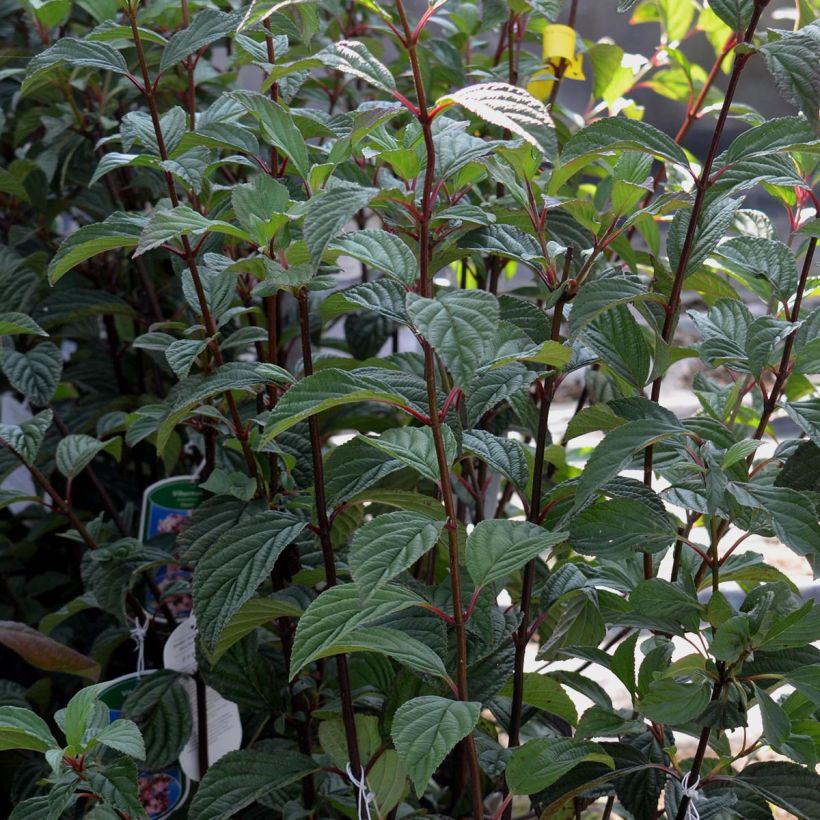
[129,615,150,676]
[346,762,374,820]
[680,771,702,820]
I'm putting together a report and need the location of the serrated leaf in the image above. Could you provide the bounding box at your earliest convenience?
[736,761,820,819]
[499,674,577,725]
[463,429,528,492]
[134,205,248,256]
[303,185,377,269]
[570,498,678,558]
[121,671,192,770]
[568,276,658,336]
[761,25,820,123]
[340,279,409,324]
[349,511,444,593]
[23,38,128,93]
[229,91,311,179]
[785,398,820,445]
[466,519,566,588]
[708,0,754,32]
[0,410,53,464]
[289,584,424,677]
[572,420,685,511]
[160,9,240,71]
[322,626,449,679]
[722,116,819,166]
[165,338,208,378]
[318,40,396,93]
[0,313,48,337]
[716,237,798,301]
[407,290,499,389]
[94,719,145,759]
[188,749,319,820]
[56,435,121,480]
[437,83,555,158]
[639,679,712,724]
[325,436,404,508]
[506,737,613,795]
[553,118,688,192]
[263,369,410,441]
[459,224,544,267]
[0,342,62,405]
[358,425,457,482]
[330,230,418,285]
[209,595,303,663]
[391,696,481,796]
[0,706,59,753]
[193,511,307,650]
[668,196,741,275]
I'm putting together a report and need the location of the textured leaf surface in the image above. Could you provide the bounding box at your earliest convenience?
[189,749,318,820]
[56,435,120,480]
[350,511,444,593]
[0,706,58,753]
[407,290,499,388]
[358,426,456,482]
[304,185,377,269]
[466,519,566,588]
[506,737,612,794]
[289,584,423,676]
[193,511,307,650]
[437,83,555,157]
[392,696,481,795]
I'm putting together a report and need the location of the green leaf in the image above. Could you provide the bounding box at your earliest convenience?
[753,684,790,748]
[160,9,240,71]
[229,91,311,179]
[208,595,303,663]
[639,679,712,724]
[722,116,819,166]
[717,236,797,302]
[94,719,145,759]
[499,674,577,725]
[134,205,248,256]
[121,671,192,770]
[407,290,499,389]
[459,224,544,267]
[325,437,405,508]
[761,25,820,123]
[56,435,121,480]
[165,338,208,379]
[0,313,48,337]
[330,230,418,285]
[0,410,54,464]
[193,511,307,651]
[188,749,319,820]
[737,761,820,819]
[303,184,377,269]
[0,620,99,679]
[338,279,410,325]
[23,38,128,93]
[391,696,481,796]
[572,420,685,511]
[437,83,555,158]
[462,429,528,493]
[785,398,820,446]
[553,118,689,192]
[358,425,456,482]
[466,519,566,588]
[568,276,658,336]
[668,196,740,275]
[708,0,753,32]
[581,305,651,388]
[289,584,424,677]
[321,626,449,680]
[570,498,678,558]
[0,706,59,753]
[349,511,444,593]
[506,737,613,795]
[0,342,62,405]
[262,369,410,441]
[319,39,396,93]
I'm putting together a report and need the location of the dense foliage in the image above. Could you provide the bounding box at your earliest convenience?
[0,0,819,817]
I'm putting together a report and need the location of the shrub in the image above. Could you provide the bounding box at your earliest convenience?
[0,0,818,818]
